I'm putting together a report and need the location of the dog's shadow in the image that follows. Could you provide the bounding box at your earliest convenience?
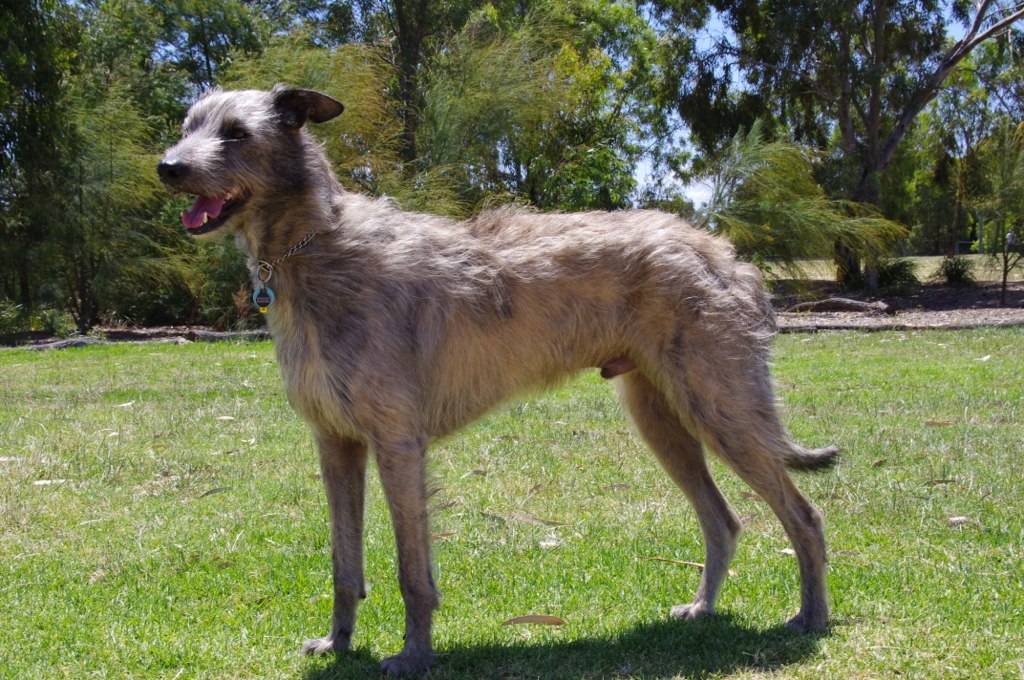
[302,614,825,679]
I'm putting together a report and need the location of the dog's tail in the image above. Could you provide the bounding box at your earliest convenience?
[784,444,840,472]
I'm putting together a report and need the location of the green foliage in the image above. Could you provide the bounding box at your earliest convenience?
[3,1,1021,325]
[414,1,655,211]
[434,0,659,209]
[973,120,1024,304]
[697,121,906,276]
[873,257,921,295]
[154,0,269,88]
[933,255,976,285]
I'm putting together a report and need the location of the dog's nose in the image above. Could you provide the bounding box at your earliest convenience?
[157,160,189,184]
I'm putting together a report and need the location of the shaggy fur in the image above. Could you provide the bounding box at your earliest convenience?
[159,86,838,675]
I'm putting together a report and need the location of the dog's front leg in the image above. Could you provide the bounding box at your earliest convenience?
[375,436,439,676]
[302,433,368,656]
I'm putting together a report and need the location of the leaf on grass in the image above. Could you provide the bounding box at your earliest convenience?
[501,615,565,626]
[511,511,568,527]
[461,469,487,478]
[639,555,736,576]
[217,416,236,421]
[88,569,106,584]
[947,516,981,528]
[483,513,507,526]
[432,531,456,541]
[871,458,888,468]
[539,540,562,549]
[779,548,796,556]
[114,401,135,408]
[925,420,954,427]
[640,556,706,571]
[32,479,68,486]
[198,486,232,498]
[975,355,991,362]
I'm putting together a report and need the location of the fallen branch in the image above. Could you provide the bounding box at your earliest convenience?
[785,297,896,315]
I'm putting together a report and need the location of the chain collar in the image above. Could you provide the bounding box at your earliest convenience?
[250,231,320,313]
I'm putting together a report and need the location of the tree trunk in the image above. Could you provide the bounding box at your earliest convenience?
[393,0,427,164]
[948,192,963,256]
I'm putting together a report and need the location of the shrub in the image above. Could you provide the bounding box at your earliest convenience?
[875,258,920,294]
[933,255,976,285]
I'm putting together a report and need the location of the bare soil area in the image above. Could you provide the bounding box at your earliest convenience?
[4,281,1023,349]
[777,280,1024,332]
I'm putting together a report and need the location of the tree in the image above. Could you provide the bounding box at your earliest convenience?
[225,3,661,214]
[0,0,79,310]
[331,0,486,165]
[153,0,267,88]
[417,2,658,210]
[974,121,1024,305]
[697,121,904,275]
[650,0,1024,285]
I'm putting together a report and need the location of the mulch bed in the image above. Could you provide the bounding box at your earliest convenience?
[3,282,1022,349]
[776,280,1024,333]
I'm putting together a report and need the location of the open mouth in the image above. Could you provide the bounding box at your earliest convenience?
[181,190,246,235]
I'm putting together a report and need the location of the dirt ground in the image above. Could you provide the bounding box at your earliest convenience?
[4,281,1023,349]
[776,280,1024,332]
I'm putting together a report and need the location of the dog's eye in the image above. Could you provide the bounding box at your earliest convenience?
[225,126,249,141]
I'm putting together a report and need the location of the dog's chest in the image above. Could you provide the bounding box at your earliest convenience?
[269,313,363,436]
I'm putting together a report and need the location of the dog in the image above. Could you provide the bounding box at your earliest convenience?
[158,85,838,675]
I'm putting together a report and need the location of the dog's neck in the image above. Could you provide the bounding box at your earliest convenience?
[236,138,340,263]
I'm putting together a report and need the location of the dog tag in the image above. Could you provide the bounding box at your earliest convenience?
[252,286,275,313]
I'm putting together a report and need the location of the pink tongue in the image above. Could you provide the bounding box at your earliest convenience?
[182,195,227,229]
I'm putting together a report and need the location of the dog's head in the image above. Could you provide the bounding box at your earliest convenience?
[157,85,344,238]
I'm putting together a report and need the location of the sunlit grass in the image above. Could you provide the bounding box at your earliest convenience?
[1,328,1021,678]
[776,254,1023,282]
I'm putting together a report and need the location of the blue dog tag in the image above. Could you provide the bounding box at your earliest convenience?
[253,286,275,313]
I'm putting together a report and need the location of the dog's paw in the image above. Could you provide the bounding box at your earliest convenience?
[379,649,436,676]
[670,602,712,621]
[784,610,828,633]
[301,633,351,656]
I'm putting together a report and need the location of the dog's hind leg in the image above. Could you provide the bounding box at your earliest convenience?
[303,433,368,656]
[617,371,742,622]
[682,368,831,632]
[375,436,439,676]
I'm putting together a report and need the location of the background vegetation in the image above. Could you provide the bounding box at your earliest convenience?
[2,0,1023,333]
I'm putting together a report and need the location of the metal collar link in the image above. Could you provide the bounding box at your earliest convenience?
[251,230,321,312]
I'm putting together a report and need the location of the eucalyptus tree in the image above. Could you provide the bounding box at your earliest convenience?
[649,0,1024,285]
[974,120,1024,304]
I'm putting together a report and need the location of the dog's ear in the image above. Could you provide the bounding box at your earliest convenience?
[272,87,345,128]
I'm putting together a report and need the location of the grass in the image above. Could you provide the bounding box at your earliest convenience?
[774,254,1023,283]
[1,329,1022,679]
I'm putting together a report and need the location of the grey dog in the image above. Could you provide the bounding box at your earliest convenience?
[158,85,837,675]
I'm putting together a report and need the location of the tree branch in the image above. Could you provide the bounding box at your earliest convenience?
[876,2,1024,175]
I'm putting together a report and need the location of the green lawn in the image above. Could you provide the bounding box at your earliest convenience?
[1,329,1022,678]
[774,254,1024,282]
